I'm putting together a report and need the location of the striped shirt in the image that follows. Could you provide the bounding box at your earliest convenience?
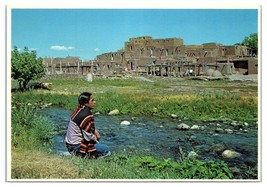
[65,105,98,153]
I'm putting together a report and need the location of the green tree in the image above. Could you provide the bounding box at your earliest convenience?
[11,46,45,91]
[242,33,258,56]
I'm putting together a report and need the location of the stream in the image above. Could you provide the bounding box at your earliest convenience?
[38,107,259,179]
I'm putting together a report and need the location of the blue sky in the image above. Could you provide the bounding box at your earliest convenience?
[11,8,258,61]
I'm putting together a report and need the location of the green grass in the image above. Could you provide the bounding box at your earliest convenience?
[9,74,258,180]
[11,75,258,121]
[11,149,233,180]
[11,104,55,151]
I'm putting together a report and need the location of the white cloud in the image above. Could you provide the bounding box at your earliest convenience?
[94,48,100,51]
[50,45,75,51]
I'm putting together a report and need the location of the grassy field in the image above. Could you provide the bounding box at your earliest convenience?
[12,74,258,121]
[9,74,258,180]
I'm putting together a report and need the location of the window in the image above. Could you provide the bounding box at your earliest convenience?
[140,48,144,55]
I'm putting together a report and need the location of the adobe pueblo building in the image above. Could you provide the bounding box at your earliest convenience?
[43,36,258,77]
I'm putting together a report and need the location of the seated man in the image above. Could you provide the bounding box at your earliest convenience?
[65,92,111,159]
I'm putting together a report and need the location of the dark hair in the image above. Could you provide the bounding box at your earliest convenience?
[78,92,92,105]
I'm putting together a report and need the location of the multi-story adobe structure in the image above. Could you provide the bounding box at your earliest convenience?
[96,36,258,76]
[43,36,258,76]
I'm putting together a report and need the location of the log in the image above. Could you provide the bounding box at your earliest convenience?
[188,76,226,81]
[28,82,53,90]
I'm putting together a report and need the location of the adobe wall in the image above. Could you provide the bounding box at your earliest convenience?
[43,36,257,76]
[222,45,250,56]
[43,56,81,74]
[248,58,258,74]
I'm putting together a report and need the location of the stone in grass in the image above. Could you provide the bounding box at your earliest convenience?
[108,109,120,115]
